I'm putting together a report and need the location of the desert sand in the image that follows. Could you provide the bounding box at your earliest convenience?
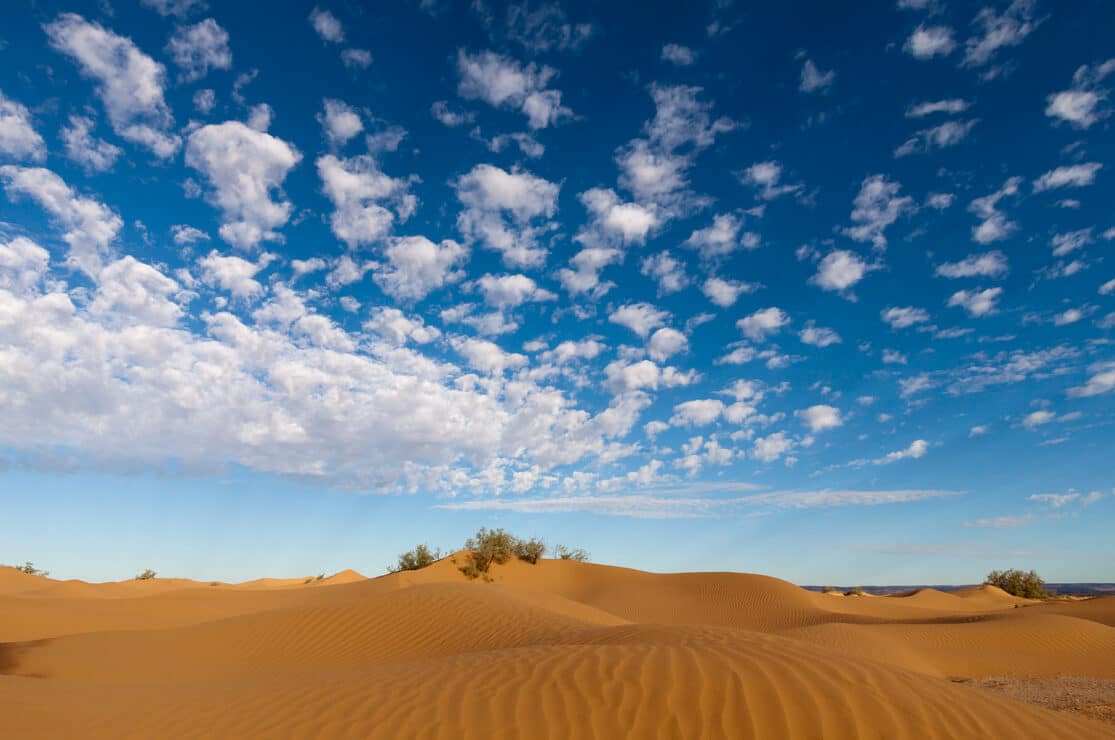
[2,558,1114,739]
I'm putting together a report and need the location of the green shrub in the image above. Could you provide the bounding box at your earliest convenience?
[554,544,589,562]
[135,569,157,581]
[459,527,516,579]
[389,544,443,573]
[985,569,1047,598]
[14,561,48,577]
[513,537,546,564]
[844,587,866,597]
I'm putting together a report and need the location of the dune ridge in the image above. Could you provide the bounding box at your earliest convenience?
[2,561,1113,738]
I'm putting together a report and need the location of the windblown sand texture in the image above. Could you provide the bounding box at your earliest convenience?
[3,558,1114,738]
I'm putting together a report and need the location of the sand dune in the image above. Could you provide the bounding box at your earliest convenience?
[2,562,1113,738]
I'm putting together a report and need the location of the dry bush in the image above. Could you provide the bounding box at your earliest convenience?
[135,569,156,581]
[554,544,589,562]
[389,544,443,573]
[513,537,546,564]
[985,569,1048,598]
[844,587,866,597]
[14,562,48,577]
[459,527,516,579]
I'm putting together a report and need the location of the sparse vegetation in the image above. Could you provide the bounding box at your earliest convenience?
[844,587,867,597]
[822,586,838,594]
[388,544,443,573]
[13,561,49,577]
[513,537,546,564]
[985,569,1048,599]
[459,527,516,580]
[316,573,325,581]
[554,544,589,562]
[135,569,157,581]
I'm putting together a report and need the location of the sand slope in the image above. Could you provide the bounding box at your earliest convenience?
[2,562,1113,738]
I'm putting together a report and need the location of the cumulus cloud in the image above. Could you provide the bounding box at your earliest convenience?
[0,91,46,162]
[60,115,122,173]
[738,160,802,201]
[1033,162,1102,192]
[167,18,231,82]
[363,307,440,345]
[961,0,1039,70]
[683,213,757,259]
[701,276,756,308]
[647,327,688,362]
[906,99,970,118]
[341,48,372,69]
[640,251,689,295]
[844,175,914,249]
[141,0,206,17]
[875,439,928,464]
[935,251,1008,279]
[456,49,572,129]
[947,287,1002,317]
[796,404,842,433]
[1050,228,1093,257]
[669,399,724,427]
[604,359,696,394]
[969,177,1021,244]
[753,432,794,463]
[799,58,835,92]
[737,307,789,341]
[0,165,122,274]
[1067,361,1115,398]
[810,249,875,294]
[44,13,180,158]
[317,153,416,249]
[559,245,622,297]
[661,43,696,66]
[309,7,345,43]
[318,99,364,147]
[374,236,468,301]
[799,321,841,347]
[609,302,669,338]
[455,164,559,268]
[185,121,301,250]
[904,25,956,59]
[197,249,272,299]
[1045,59,1114,129]
[0,236,50,294]
[476,273,555,309]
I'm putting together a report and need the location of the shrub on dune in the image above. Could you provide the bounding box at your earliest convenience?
[13,561,49,577]
[389,544,443,573]
[513,537,546,564]
[135,569,157,581]
[985,568,1048,599]
[554,544,589,562]
[459,527,516,580]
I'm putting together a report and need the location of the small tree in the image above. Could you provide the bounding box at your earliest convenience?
[14,562,48,577]
[985,568,1047,598]
[554,544,589,562]
[513,537,546,564]
[388,544,442,573]
[135,569,157,581]
[459,527,516,579]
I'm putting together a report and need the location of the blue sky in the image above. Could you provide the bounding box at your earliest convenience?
[1,0,1113,584]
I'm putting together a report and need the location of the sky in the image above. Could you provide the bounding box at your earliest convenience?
[1,0,1113,585]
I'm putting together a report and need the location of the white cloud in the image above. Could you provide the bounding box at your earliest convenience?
[811,249,874,294]
[185,121,301,250]
[0,91,46,162]
[1067,361,1115,398]
[935,251,1008,278]
[309,7,345,43]
[317,153,415,248]
[904,25,956,59]
[609,302,669,338]
[969,177,1021,244]
[430,100,475,128]
[476,273,555,308]
[796,404,842,433]
[140,0,206,17]
[0,236,50,294]
[640,251,689,295]
[318,99,364,147]
[799,321,842,347]
[969,424,989,437]
[883,349,907,364]
[363,307,439,345]
[503,2,595,53]
[559,246,622,297]
[1100,278,1115,296]
[167,18,231,82]
[452,337,527,375]
[193,88,216,114]
[373,236,468,301]
[661,43,696,66]
[844,175,914,249]
[683,213,753,259]
[44,13,180,158]
[963,514,1033,529]
[456,49,572,129]
[894,119,978,157]
[197,249,271,299]
[0,165,122,275]
[90,256,184,327]
[60,115,122,173]
[670,399,724,427]
[604,359,696,394]
[578,187,658,246]
[962,0,1039,69]
[947,287,1002,317]
[1045,59,1114,128]
[1051,228,1093,257]
[1033,162,1102,192]
[341,48,373,69]
[906,99,969,118]
[539,339,604,365]
[455,164,559,268]
[738,160,801,200]
[743,488,954,509]
[1021,409,1054,429]
[170,224,209,246]
[875,439,928,464]
[647,327,687,362]
[1028,492,1079,508]
[753,432,793,463]
[738,307,789,341]
[702,276,756,308]
[799,58,835,92]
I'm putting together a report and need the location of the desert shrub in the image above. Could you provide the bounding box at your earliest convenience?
[459,527,516,579]
[14,561,48,577]
[303,577,313,584]
[844,587,866,597]
[389,544,443,573]
[554,544,589,562]
[315,573,325,581]
[135,569,156,580]
[821,586,838,594]
[985,569,1047,598]
[513,537,546,564]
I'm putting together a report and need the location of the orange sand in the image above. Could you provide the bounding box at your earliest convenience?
[2,559,1113,738]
